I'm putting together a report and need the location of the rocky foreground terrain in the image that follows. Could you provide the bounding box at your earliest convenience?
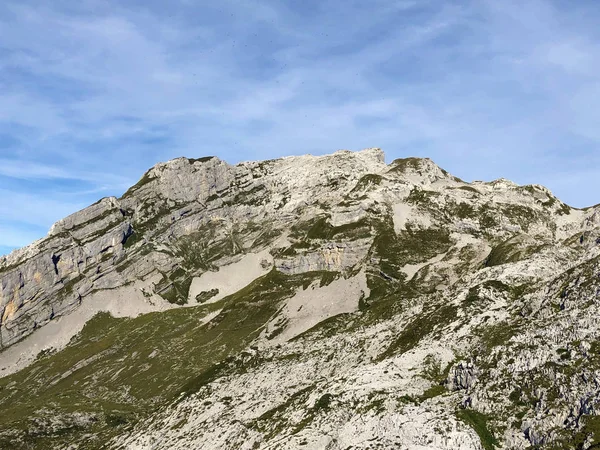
[1,148,600,449]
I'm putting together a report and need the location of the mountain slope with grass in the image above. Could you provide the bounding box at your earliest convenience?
[1,148,600,449]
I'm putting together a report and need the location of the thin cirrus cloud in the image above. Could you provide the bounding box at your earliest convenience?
[0,225,46,257]
[1,0,600,255]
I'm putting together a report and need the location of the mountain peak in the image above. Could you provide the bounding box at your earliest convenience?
[332,146,386,163]
[1,147,599,449]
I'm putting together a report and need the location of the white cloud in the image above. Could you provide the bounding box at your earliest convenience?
[0,189,86,228]
[1,0,600,252]
[0,225,45,249]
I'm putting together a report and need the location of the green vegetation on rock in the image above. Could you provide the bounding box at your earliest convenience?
[0,269,323,449]
[456,409,498,450]
[121,171,157,198]
[377,304,458,361]
[388,157,422,173]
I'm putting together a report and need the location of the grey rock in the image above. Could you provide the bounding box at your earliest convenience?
[448,361,478,391]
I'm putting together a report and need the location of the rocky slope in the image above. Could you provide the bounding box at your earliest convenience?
[1,148,599,449]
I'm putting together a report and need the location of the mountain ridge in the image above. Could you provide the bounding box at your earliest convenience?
[1,148,599,449]
[0,147,580,266]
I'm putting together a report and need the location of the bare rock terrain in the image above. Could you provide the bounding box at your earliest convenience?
[1,148,599,449]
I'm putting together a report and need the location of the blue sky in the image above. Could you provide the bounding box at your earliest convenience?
[1,0,600,255]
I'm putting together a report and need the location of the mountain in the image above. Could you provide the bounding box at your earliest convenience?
[0,148,599,449]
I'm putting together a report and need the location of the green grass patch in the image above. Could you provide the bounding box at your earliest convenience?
[187,156,215,164]
[377,304,457,361]
[388,157,422,173]
[456,409,498,450]
[291,216,372,242]
[121,170,157,198]
[348,174,383,195]
[0,269,321,449]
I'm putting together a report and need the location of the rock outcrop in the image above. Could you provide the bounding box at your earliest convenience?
[1,148,600,449]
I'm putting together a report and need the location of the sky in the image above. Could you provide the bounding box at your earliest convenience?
[1,0,600,256]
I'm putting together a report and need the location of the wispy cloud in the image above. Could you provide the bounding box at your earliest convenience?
[0,189,87,227]
[0,224,48,250]
[1,0,600,253]
[0,159,130,187]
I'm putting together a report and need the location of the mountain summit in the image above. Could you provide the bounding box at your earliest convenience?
[1,148,599,449]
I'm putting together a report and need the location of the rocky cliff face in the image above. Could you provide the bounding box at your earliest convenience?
[0,149,388,350]
[0,148,599,449]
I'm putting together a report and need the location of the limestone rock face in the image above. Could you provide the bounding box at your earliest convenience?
[0,149,392,350]
[3,147,600,450]
[448,361,478,391]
